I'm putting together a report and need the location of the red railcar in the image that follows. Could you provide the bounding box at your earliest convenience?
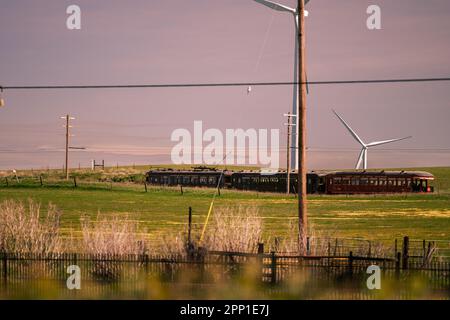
[323,171,434,194]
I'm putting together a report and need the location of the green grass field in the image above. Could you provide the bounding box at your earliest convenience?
[0,166,449,246]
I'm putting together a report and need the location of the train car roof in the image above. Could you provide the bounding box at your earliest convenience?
[322,170,434,179]
[146,169,434,179]
[147,169,232,174]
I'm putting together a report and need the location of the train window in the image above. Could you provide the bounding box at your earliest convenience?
[379,178,386,186]
[271,177,279,183]
[252,177,259,183]
[208,177,217,185]
[191,176,199,184]
[342,178,350,185]
[360,178,369,185]
[351,178,360,186]
[387,178,395,186]
[369,178,377,186]
[406,179,411,187]
[333,177,341,184]
[200,177,208,184]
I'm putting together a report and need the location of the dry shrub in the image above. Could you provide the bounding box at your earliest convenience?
[81,214,147,256]
[0,200,63,254]
[202,206,262,253]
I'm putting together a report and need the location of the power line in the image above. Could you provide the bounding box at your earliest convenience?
[2,76,450,90]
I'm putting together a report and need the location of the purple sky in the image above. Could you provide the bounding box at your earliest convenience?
[1,0,450,170]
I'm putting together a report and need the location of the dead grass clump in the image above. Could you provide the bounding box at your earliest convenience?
[202,206,262,253]
[81,214,147,256]
[0,200,63,254]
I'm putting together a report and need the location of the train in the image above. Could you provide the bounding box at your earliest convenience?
[145,167,435,195]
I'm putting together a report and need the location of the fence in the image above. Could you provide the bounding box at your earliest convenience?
[1,249,449,299]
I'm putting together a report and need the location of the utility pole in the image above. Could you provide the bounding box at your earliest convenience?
[297,0,308,253]
[61,115,75,180]
[284,113,296,194]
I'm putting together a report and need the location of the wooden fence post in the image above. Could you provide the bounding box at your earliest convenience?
[306,237,310,256]
[422,240,426,259]
[402,236,409,270]
[257,243,264,282]
[186,207,195,261]
[144,254,149,274]
[73,176,77,188]
[348,251,354,275]
[395,252,401,280]
[144,182,148,193]
[4,177,8,187]
[39,175,43,187]
[258,243,264,255]
[270,251,277,284]
[2,251,7,288]
[394,239,398,258]
[180,185,184,195]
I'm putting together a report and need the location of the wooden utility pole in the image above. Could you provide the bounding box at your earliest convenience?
[297,0,308,253]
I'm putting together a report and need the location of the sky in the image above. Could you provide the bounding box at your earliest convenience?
[0,0,449,170]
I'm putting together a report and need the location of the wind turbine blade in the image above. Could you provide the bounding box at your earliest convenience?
[332,109,366,146]
[355,148,364,169]
[253,0,296,14]
[366,136,412,147]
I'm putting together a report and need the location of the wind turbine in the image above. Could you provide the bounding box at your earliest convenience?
[252,0,310,170]
[333,109,412,170]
